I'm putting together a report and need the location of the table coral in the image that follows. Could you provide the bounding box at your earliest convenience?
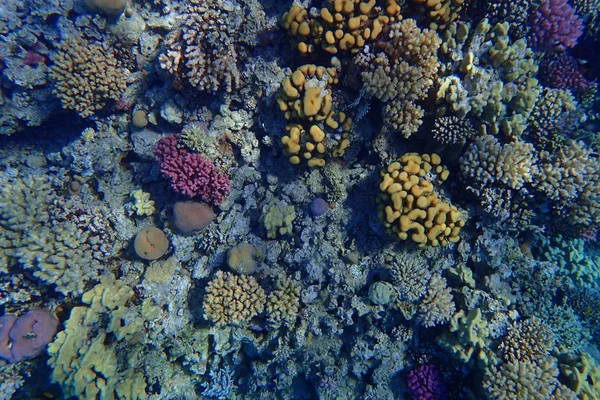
[377,153,464,246]
[355,18,441,138]
[203,271,266,326]
[281,0,401,55]
[154,134,231,206]
[49,38,129,118]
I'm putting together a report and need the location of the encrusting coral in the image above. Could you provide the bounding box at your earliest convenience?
[377,153,464,246]
[49,38,129,118]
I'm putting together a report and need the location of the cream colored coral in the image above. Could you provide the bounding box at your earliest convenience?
[50,39,129,118]
[461,135,538,191]
[203,270,266,325]
[498,317,555,362]
[129,190,155,217]
[417,274,455,327]
[266,275,301,326]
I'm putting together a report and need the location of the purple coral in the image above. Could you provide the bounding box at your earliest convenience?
[407,364,448,400]
[0,310,59,363]
[529,0,584,51]
[540,54,596,93]
[154,134,231,206]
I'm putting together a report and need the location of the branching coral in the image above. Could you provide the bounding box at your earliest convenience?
[203,271,266,326]
[533,140,600,228]
[460,135,539,192]
[154,134,231,206]
[266,275,302,327]
[528,0,584,51]
[437,19,539,138]
[417,274,455,328]
[49,38,129,118]
[498,317,555,362]
[159,0,243,92]
[431,115,476,145]
[356,18,441,138]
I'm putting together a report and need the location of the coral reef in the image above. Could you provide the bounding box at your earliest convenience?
[154,135,231,206]
[528,0,585,51]
[355,19,441,138]
[49,38,129,118]
[378,153,464,246]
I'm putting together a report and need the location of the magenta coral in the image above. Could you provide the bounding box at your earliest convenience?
[540,54,596,93]
[0,310,59,363]
[529,0,584,51]
[154,134,231,206]
[407,364,448,400]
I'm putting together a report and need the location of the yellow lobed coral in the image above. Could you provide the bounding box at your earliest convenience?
[277,64,352,166]
[203,270,266,326]
[281,0,401,55]
[410,0,467,30]
[50,38,129,118]
[377,153,464,246]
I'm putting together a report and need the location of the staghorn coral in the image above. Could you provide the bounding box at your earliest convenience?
[266,275,302,327]
[356,18,441,138]
[378,153,464,246]
[159,0,242,92]
[460,135,539,192]
[203,271,266,326]
[431,115,476,145]
[49,38,129,118]
[498,317,555,362]
[281,0,402,55]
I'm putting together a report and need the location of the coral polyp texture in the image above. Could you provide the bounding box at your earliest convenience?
[377,153,464,246]
[355,18,442,138]
[281,0,402,55]
[203,271,266,326]
[154,134,231,206]
[3,0,600,397]
[528,0,585,51]
[159,0,242,92]
[49,38,129,118]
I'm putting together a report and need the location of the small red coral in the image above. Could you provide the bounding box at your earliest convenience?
[154,135,231,206]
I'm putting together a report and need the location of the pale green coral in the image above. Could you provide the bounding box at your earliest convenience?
[438,19,540,137]
[262,202,296,239]
[0,174,113,295]
[129,189,155,216]
[48,277,159,400]
[559,352,600,399]
[438,308,491,365]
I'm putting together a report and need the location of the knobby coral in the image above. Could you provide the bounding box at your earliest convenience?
[154,135,231,206]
